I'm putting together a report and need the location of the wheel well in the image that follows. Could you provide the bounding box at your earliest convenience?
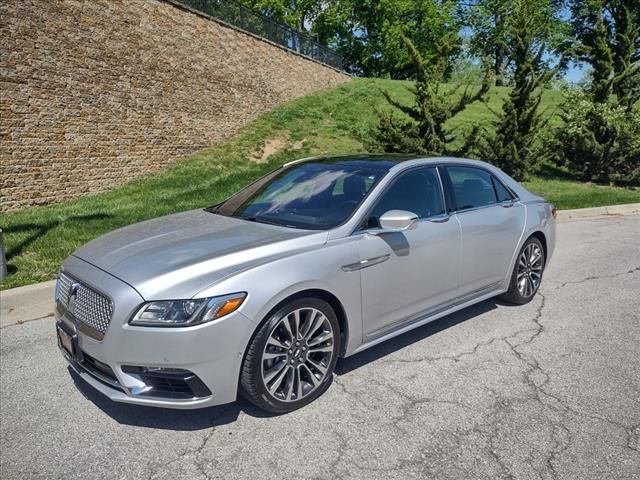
[529,231,547,262]
[266,289,349,358]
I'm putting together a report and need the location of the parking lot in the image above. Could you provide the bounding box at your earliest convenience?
[1,214,639,480]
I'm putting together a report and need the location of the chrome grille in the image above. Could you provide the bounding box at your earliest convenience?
[56,272,113,334]
[55,272,73,306]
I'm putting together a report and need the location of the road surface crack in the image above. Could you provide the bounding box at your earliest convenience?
[553,265,640,290]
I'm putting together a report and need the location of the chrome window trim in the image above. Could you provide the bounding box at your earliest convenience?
[441,163,521,214]
[450,201,519,216]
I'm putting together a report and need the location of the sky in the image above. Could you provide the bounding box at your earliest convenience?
[564,62,586,83]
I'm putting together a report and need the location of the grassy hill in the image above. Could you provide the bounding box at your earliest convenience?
[1,78,638,289]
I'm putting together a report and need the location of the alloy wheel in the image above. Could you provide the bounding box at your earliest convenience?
[517,243,544,298]
[261,307,335,402]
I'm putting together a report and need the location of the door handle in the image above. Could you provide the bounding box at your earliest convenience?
[501,201,514,208]
[428,215,450,223]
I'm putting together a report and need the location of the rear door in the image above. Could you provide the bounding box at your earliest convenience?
[443,165,525,296]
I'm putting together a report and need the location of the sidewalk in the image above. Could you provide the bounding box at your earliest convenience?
[0,280,56,328]
[1,202,639,328]
[556,202,640,220]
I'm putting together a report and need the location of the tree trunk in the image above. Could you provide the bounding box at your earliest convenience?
[494,13,505,86]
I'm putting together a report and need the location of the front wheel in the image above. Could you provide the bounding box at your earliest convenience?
[501,237,545,305]
[239,298,340,414]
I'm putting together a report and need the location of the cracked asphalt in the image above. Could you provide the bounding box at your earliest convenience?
[1,215,639,480]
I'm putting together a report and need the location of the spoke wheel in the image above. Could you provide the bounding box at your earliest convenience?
[261,307,335,403]
[240,297,340,413]
[516,243,544,298]
[501,236,546,305]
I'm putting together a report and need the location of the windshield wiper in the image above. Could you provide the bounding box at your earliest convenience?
[238,216,296,228]
[204,204,221,214]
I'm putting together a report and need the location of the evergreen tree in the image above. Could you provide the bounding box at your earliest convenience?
[547,0,640,185]
[571,0,640,110]
[369,34,490,155]
[477,0,564,180]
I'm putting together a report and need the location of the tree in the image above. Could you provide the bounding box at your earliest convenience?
[458,0,509,85]
[546,0,640,185]
[571,0,640,110]
[241,0,323,32]
[369,35,490,155]
[549,88,640,185]
[476,0,565,179]
[459,0,569,86]
[313,0,462,78]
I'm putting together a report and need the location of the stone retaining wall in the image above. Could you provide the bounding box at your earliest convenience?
[0,0,348,211]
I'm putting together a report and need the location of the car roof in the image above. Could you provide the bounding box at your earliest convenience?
[283,154,496,172]
[283,153,418,171]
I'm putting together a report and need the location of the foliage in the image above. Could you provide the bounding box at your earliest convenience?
[310,0,462,78]
[475,0,564,180]
[369,35,489,155]
[546,89,640,185]
[570,0,640,110]
[545,0,640,185]
[240,0,322,31]
[458,0,569,86]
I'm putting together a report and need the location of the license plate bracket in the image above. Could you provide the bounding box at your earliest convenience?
[57,324,78,360]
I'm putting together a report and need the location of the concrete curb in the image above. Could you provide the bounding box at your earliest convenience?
[556,202,640,221]
[0,280,56,328]
[1,202,639,328]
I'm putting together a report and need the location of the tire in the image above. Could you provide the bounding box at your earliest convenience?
[501,236,545,305]
[239,297,340,414]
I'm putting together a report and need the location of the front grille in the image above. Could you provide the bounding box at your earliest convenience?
[55,272,73,306]
[57,272,113,335]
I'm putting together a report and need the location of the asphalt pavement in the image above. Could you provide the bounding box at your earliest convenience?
[1,215,639,480]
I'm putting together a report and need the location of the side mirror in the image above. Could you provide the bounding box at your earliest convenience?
[372,210,419,234]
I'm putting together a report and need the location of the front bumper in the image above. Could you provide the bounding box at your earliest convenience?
[56,256,257,409]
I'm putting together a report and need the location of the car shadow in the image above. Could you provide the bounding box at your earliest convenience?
[336,298,500,374]
[68,367,276,430]
[70,298,503,430]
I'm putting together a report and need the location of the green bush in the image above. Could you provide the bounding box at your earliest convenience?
[548,88,640,186]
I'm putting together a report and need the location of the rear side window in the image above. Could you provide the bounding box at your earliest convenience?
[492,176,514,202]
[446,166,497,211]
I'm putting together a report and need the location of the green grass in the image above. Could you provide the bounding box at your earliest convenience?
[1,78,637,289]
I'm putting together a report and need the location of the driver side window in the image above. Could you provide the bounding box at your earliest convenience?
[365,167,445,228]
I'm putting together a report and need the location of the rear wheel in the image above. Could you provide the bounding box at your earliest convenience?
[501,236,545,305]
[240,297,340,414]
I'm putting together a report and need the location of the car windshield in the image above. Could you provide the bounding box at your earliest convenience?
[213,162,387,230]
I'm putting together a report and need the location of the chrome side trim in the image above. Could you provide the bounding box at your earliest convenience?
[365,281,502,339]
[341,254,390,272]
[352,285,506,356]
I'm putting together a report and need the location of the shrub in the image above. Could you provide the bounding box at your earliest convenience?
[548,88,640,186]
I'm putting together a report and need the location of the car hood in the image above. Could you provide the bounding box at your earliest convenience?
[72,209,327,300]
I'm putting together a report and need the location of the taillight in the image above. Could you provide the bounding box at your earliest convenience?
[551,206,557,219]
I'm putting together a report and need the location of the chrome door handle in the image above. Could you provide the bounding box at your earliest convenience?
[501,201,514,208]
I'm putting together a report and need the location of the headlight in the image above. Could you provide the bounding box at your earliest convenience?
[130,293,246,327]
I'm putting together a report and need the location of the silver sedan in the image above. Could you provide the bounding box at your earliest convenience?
[54,155,556,413]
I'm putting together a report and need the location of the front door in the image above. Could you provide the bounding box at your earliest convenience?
[355,167,462,338]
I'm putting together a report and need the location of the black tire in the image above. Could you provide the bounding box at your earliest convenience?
[239,297,340,414]
[501,236,545,305]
